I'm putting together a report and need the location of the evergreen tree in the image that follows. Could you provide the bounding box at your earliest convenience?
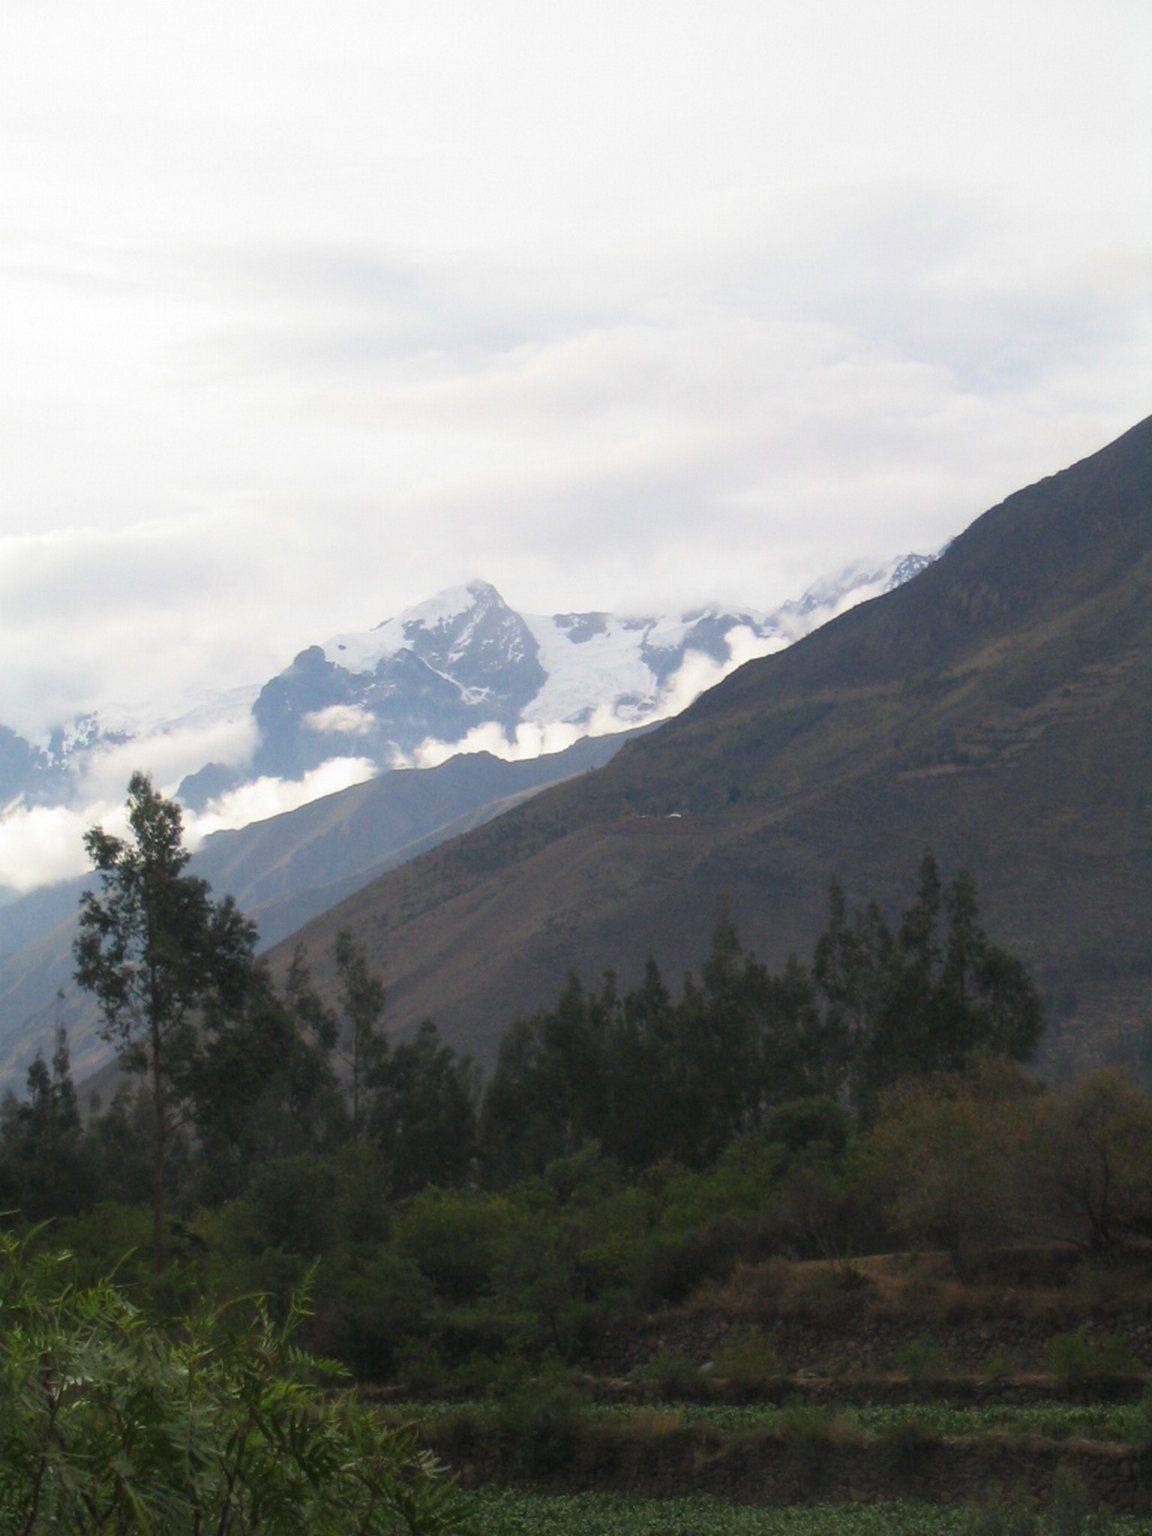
[333,928,389,1138]
[839,855,1044,1106]
[74,772,258,1266]
[605,957,676,1167]
[0,1027,90,1219]
[370,1020,478,1193]
[187,963,346,1202]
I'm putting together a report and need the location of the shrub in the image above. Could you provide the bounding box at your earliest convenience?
[878,1414,939,1476]
[638,1348,702,1399]
[962,1490,1040,1535]
[1133,1381,1152,1450]
[636,1220,748,1305]
[898,1332,946,1383]
[710,1327,785,1393]
[1050,1327,1134,1390]
[0,1231,472,1533]
[1048,1464,1111,1535]
[774,1406,838,1489]
[492,1368,591,1476]
[984,1348,1013,1383]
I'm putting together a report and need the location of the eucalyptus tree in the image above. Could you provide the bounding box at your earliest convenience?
[74,771,257,1268]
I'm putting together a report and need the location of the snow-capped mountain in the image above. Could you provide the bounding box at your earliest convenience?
[178,553,935,803]
[0,551,934,832]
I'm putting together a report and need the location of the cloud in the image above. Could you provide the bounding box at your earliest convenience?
[0,0,1148,736]
[406,720,586,771]
[303,703,376,737]
[0,756,377,895]
[189,757,377,842]
[0,801,128,893]
[74,711,260,804]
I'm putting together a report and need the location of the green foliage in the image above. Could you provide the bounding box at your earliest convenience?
[823,856,1045,1113]
[472,1491,1143,1536]
[1048,1465,1113,1536]
[638,1348,703,1399]
[400,1396,1152,1447]
[370,1021,479,1195]
[774,1406,839,1487]
[897,1333,947,1384]
[73,772,261,1266]
[962,1491,1042,1536]
[0,1230,473,1534]
[489,1366,591,1476]
[334,927,389,1140]
[709,1327,785,1391]
[479,858,1043,1185]
[0,1027,91,1221]
[1050,1328,1135,1390]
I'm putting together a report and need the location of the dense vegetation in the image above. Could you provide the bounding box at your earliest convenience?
[2,775,1151,1530]
[472,1490,1149,1535]
[1,779,1148,1379]
[0,1230,470,1533]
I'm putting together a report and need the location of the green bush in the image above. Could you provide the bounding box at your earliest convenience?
[984,1348,1013,1383]
[710,1327,785,1392]
[897,1333,946,1384]
[0,1231,472,1534]
[492,1368,591,1476]
[1048,1464,1111,1535]
[878,1415,939,1475]
[962,1490,1041,1536]
[775,1406,838,1489]
[1050,1328,1135,1390]
[638,1347,702,1399]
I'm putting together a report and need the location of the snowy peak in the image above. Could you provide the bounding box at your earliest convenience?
[0,551,937,827]
[274,550,935,767]
[322,579,516,674]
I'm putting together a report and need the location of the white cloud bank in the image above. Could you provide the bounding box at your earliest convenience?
[0,0,1148,733]
[0,756,377,895]
[303,704,377,737]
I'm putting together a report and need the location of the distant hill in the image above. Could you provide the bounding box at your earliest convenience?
[0,731,639,1084]
[271,417,1152,1074]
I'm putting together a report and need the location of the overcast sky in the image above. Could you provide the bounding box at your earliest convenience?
[3,0,1150,736]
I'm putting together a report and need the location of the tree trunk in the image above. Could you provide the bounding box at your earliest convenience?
[151,1034,167,1272]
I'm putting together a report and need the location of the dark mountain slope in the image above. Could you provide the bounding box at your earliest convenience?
[272,418,1152,1070]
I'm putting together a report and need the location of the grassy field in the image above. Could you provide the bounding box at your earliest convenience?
[385,1397,1151,1444]
[471,1489,1146,1534]
[594,1399,1152,1443]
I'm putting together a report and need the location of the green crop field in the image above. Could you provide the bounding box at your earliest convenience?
[471,1490,1146,1534]
[384,1398,1149,1445]
[593,1400,1149,1443]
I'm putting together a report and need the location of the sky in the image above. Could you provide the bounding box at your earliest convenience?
[2,0,1150,738]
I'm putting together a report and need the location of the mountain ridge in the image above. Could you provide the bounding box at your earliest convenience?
[0,555,933,828]
[267,417,1152,1073]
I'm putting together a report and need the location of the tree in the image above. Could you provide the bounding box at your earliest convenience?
[370,1020,478,1194]
[0,1026,91,1220]
[187,961,347,1203]
[868,1057,1037,1276]
[74,772,258,1267]
[820,855,1045,1109]
[333,928,389,1138]
[1018,1070,1152,1252]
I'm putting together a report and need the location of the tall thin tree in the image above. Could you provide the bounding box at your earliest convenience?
[74,772,256,1267]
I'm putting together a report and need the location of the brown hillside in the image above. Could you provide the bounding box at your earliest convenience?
[272,418,1152,1070]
